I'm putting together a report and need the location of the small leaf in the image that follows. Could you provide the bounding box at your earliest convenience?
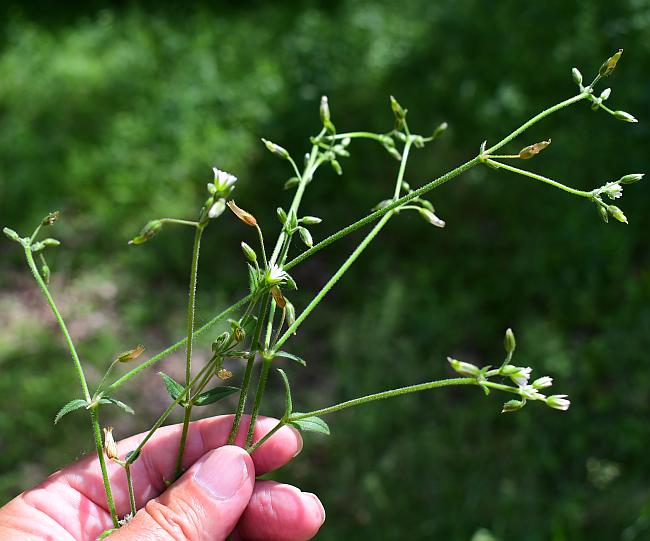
[54,399,88,424]
[298,227,313,248]
[159,372,186,403]
[100,397,135,415]
[193,386,239,406]
[289,415,330,435]
[275,350,307,367]
[276,368,293,417]
[96,529,118,540]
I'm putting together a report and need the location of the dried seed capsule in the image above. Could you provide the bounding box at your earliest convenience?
[571,67,583,86]
[129,220,163,245]
[599,49,623,77]
[217,368,233,381]
[518,140,551,159]
[103,427,119,460]
[42,211,60,226]
[227,201,257,226]
[116,344,145,363]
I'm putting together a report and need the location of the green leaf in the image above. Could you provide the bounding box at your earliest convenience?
[159,372,186,404]
[289,415,330,435]
[54,398,88,425]
[99,397,135,415]
[275,350,307,367]
[96,529,118,540]
[276,368,293,417]
[193,386,239,406]
[247,263,259,294]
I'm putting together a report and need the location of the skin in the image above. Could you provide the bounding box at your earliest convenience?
[0,415,325,541]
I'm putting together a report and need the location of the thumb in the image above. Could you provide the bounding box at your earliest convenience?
[111,445,254,541]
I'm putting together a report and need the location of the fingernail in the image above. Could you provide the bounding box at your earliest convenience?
[195,446,249,500]
[303,492,326,526]
[289,426,303,457]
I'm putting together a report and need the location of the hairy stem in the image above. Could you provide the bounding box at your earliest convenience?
[125,463,136,517]
[484,159,594,198]
[245,356,272,447]
[90,407,118,527]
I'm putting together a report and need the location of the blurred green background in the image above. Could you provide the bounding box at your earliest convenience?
[0,1,649,539]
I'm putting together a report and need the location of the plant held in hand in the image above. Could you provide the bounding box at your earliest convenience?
[2,50,642,537]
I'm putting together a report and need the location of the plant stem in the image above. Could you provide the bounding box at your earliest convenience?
[125,463,137,517]
[90,407,119,527]
[290,377,476,420]
[484,159,593,198]
[245,356,272,447]
[159,218,200,227]
[174,224,205,479]
[227,295,270,444]
[23,246,91,401]
[246,418,285,454]
[485,93,587,154]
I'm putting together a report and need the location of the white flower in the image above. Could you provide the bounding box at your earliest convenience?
[212,167,238,193]
[546,394,571,411]
[509,366,532,386]
[519,384,546,400]
[532,376,553,389]
[266,263,289,285]
[604,183,623,200]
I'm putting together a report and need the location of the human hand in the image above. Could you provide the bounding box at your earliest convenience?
[0,415,325,540]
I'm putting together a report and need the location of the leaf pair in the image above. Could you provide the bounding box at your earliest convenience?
[159,372,238,406]
[54,397,134,425]
[275,368,330,435]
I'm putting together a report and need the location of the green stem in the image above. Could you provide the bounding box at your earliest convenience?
[174,225,205,479]
[273,139,413,352]
[105,294,252,393]
[125,463,137,517]
[245,356,272,447]
[227,295,270,444]
[484,159,593,198]
[246,418,285,454]
[24,246,91,401]
[90,407,119,527]
[159,218,200,227]
[290,377,476,420]
[485,93,587,155]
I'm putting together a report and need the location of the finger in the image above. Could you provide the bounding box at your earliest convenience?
[111,446,254,541]
[234,480,325,541]
[62,414,302,516]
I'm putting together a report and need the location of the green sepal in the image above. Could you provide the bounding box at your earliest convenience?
[54,398,88,425]
[159,372,187,405]
[298,227,313,248]
[193,386,239,406]
[125,449,140,463]
[275,350,307,367]
[276,368,293,417]
[99,397,135,415]
[289,414,330,435]
[248,264,259,294]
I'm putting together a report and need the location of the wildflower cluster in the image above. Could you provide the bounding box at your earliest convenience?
[2,50,640,535]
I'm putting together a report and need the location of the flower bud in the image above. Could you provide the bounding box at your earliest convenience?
[298,226,313,247]
[599,49,623,77]
[618,173,644,185]
[300,216,322,225]
[597,204,609,223]
[431,121,448,140]
[285,300,296,329]
[284,176,300,190]
[41,238,60,247]
[277,207,287,224]
[262,138,290,159]
[418,208,446,228]
[208,199,226,219]
[599,88,611,100]
[613,110,638,123]
[386,146,402,161]
[103,427,119,460]
[331,159,343,176]
[504,328,516,354]
[227,200,257,226]
[501,399,525,413]
[503,365,531,386]
[116,344,145,363]
[241,241,257,263]
[607,205,628,224]
[41,262,51,284]
[532,376,553,389]
[3,227,20,242]
[42,211,60,226]
[129,220,163,245]
[390,95,407,121]
[546,394,571,411]
[320,95,331,124]
[571,67,583,86]
[447,357,481,377]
